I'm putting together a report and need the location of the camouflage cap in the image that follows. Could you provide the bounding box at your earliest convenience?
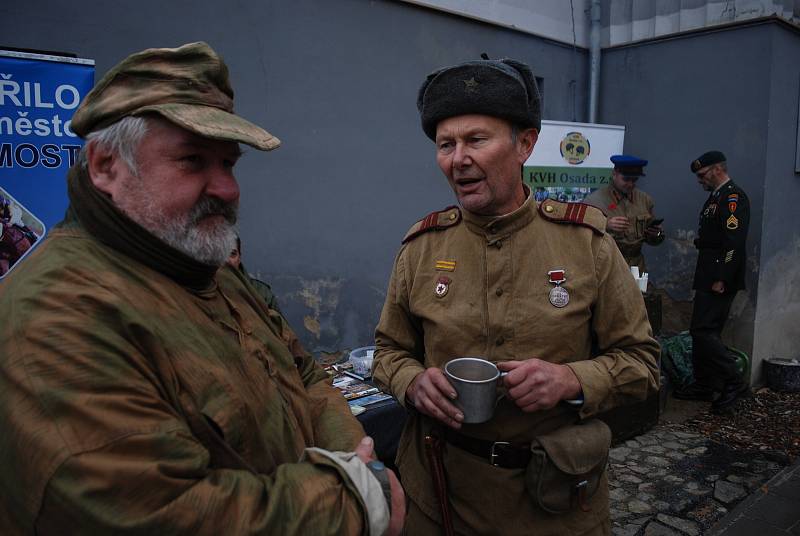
[71,42,280,151]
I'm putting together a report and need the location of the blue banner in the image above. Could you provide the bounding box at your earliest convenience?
[0,51,94,278]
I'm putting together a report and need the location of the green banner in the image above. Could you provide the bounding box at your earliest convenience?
[523,166,612,188]
[524,166,612,203]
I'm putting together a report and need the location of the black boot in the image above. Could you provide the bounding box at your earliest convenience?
[673,383,716,401]
[711,381,751,415]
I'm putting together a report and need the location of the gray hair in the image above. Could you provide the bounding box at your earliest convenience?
[77,116,150,175]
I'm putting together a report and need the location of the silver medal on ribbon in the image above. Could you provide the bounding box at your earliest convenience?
[547,269,570,308]
[548,286,570,308]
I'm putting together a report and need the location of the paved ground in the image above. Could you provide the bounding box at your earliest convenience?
[708,459,800,535]
[608,396,798,535]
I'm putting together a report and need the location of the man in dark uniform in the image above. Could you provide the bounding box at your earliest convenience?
[674,150,750,414]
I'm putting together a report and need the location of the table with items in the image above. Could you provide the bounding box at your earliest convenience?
[325,349,407,469]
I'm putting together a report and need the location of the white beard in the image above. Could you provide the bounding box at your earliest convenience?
[116,176,238,267]
[156,203,238,266]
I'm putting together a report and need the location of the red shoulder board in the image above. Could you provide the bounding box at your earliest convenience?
[402,206,461,244]
[538,199,606,235]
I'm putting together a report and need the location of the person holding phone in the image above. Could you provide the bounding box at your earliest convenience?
[584,154,665,272]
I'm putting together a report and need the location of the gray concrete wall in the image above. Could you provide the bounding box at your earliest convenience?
[602,0,800,45]
[399,0,591,47]
[599,22,774,359]
[1,0,588,355]
[6,2,796,372]
[751,24,800,381]
[397,0,800,48]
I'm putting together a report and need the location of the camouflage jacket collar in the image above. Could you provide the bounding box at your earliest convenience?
[66,164,218,293]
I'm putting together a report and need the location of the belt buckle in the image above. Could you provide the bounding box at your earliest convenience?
[489,441,510,466]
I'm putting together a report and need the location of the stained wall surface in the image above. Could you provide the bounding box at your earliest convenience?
[0,0,588,354]
[600,20,800,380]
[751,24,800,379]
[3,2,797,380]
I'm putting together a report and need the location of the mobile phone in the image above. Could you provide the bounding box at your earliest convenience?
[648,218,664,227]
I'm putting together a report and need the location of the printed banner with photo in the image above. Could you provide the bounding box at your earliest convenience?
[0,187,44,279]
[524,120,625,203]
[0,49,94,278]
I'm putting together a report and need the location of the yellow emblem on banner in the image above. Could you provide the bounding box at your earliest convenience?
[559,131,591,165]
[726,215,739,229]
[435,260,456,272]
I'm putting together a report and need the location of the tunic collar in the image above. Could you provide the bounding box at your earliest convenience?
[712,178,732,196]
[611,185,631,202]
[461,184,536,238]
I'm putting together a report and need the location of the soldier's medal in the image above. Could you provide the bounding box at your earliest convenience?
[435,276,451,298]
[547,269,569,308]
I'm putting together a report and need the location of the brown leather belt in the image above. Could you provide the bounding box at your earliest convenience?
[444,429,531,469]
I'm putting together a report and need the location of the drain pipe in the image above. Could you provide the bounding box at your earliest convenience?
[588,0,601,123]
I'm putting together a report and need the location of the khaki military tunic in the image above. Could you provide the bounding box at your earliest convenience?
[0,219,370,534]
[583,185,663,272]
[373,194,659,536]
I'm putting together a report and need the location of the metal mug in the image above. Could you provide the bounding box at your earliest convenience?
[444,357,506,424]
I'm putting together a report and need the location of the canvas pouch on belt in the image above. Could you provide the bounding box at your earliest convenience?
[525,418,611,514]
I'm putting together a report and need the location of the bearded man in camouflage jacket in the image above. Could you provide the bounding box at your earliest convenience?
[0,42,403,535]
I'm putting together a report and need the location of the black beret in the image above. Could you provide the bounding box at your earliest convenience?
[417,58,541,141]
[690,150,726,173]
